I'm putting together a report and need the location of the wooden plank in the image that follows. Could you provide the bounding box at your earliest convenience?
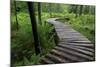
[51,49,86,62]
[46,53,68,63]
[59,43,94,52]
[47,18,93,44]
[60,42,94,48]
[58,44,94,56]
[41,57,54,64]
[40,18,95,64]
[54,46,94,61]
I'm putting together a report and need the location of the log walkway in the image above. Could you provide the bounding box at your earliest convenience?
[40,18,95,64]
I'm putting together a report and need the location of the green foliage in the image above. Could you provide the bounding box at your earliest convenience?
[11,12,56,66]
[11,13,35,66]
[37,22,56,55]
[13,54,41,66]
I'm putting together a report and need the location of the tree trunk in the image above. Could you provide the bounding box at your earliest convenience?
[27,2,41,55]
[14,1,19,30]
[38,2,42,24]
[48,3,52,17]
[75,5,78,17]
[79,5,83,16]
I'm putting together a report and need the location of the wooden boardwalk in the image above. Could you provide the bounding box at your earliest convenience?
[40,18,95,64]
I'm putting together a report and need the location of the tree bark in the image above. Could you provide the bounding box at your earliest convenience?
[38,2,42,24]
[75,5,78,17]
[14,1,19,30]
[79,5,83,16]
[48,3,52,17]
[27,2,41,55]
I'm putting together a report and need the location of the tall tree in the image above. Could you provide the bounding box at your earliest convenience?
[89,6,95,15]
[75,5,78,17]
[91,6,95,15]
[68,5,74,13]
[83,5,89,14]
[38,2,42,24]
[27,2,41,55]
[79,5,83,16]
[48,3,52,17]
[56,4,61,13]
[14,1,19,30]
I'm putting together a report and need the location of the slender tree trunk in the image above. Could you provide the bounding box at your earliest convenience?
[83,6,85,14]
[79,5,83,16]
[56,4,60,13]
[75,5,78,17]
[70,5,74,13]
[84,6,89,14]
[89,6,92,15]
[38,2,42,24]
[48,3,52,17]
[14,1,19,30]
[27,2,41,55]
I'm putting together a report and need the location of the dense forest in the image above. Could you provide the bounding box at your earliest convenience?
[11,0,95,66]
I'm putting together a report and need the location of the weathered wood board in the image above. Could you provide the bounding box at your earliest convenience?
[40,18,95,64]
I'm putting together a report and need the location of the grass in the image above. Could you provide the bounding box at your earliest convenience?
[37,22,56,55]
[11,12,56,66]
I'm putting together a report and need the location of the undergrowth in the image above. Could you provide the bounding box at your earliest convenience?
[11,12,56,66]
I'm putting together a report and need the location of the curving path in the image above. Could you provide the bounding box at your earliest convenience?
[40,18,95,64]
